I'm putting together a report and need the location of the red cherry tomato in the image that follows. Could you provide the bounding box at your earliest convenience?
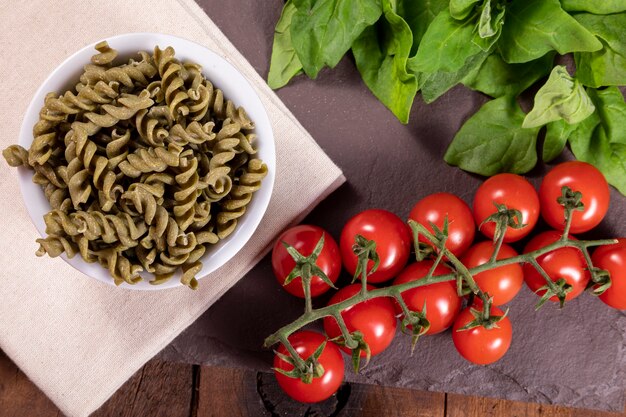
[340,209,412,283]
[274,331,345,403]
[461,241,523,306]
[272,225,341,298]
[473,173,539,242]
[409,193,475,257]
[392,261,461,334]
[592,239,626,310]
[523,231,590,302]
[539,161,610,234]
[323,284,397,356]
[452,306,512,365]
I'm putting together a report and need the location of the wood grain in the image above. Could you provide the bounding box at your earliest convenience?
[335,382,445,417]
[92,360,194,417]
[0,350,60,417]
[197,366,446,417]
[0,350,194,417]
[197,366,265,417]
[1,350,624,417]
[446,393,625,417]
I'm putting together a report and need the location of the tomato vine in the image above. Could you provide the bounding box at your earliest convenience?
[264,186,616,380]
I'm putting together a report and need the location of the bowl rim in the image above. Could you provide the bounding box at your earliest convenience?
[16,32,276,290]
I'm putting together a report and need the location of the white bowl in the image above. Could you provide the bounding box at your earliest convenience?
[17,33,276,290]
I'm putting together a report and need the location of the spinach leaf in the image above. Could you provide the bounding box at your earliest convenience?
[420,51,489,103]
[444,96,541,176]
[522,65,595,128]
[573,13,626,88]
[568,87,626,195]
[462,52,554,98]
[450,0,481,20]
[543,119,576,162]
[561,0,626,14]
[352,0,418,123]
[267,0,303,89]
[498,0,601,64]
[472,0,506,51]
[397,0,448,56]
[290,0,382,79]
[408,8,482,74]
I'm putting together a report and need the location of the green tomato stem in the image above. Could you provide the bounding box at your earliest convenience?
[301,264,313,314]
[562,206,574,241]
[332,312,358,349]
[278,335,307,371]
[360,255,369,297]
[427,244,447,277]
[393,290,413,321]
[528,257,561,296]
[489,219,508,264]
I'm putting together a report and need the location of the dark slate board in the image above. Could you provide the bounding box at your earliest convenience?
[158,0,626,411]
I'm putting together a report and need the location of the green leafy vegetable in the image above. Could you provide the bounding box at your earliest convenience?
[450,0,481,20]
[560,0,626,14]
[267,0,303,89]
[462,52,554,98]
[543,119,577,162]
[397,0,448,55]
[415,0,506,102]
[352,0,418,123]
[498,0,602,64]
[522,65,595,128]
[472,0,506,51]
[420,51,489,103]
[408,9,482,74]
[290,0,382,78]
[568,87,626,194]
[444,96,541,176]
[574,13,626,88]
[267,0,626,195]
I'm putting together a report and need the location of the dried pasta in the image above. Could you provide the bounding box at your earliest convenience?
[2,41,267,289]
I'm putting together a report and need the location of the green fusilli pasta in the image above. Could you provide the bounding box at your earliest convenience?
[2,41,267,288]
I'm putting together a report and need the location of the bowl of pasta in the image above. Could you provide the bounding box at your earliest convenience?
[5,33,275,290]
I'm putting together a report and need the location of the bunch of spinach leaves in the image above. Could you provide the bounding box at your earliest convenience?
[267,0,626,195]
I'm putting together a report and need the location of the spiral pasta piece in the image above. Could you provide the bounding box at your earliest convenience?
[118,143,183,178]
[1,41,267,288]
[36,235,78,258]
[91,41,118,66]
[153,46,189,118]
[94,247,143,285]
[2,145,29,167]
[216,159,267,239]
[173,151,201,231]
[224,100,255,131]
[80,53,157,88]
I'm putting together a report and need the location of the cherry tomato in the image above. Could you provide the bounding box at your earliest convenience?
[473,173,539,242]
[523,231,590,302]
[392,261,461,334]
[452,306,512,365]
[461,241,523,306]
[591,239,626,310]
[340,209,411,283]
[274,331,344,403]
[409,193,475,257]
[323,284,397,356]
[539,161,610,234]
[272,225,341,298]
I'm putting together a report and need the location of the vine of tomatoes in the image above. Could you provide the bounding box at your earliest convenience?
[269,162,622,403]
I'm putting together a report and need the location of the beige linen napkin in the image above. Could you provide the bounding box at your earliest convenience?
[0,1,344,416]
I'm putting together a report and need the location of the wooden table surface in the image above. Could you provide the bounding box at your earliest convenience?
[1,349,623,417]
